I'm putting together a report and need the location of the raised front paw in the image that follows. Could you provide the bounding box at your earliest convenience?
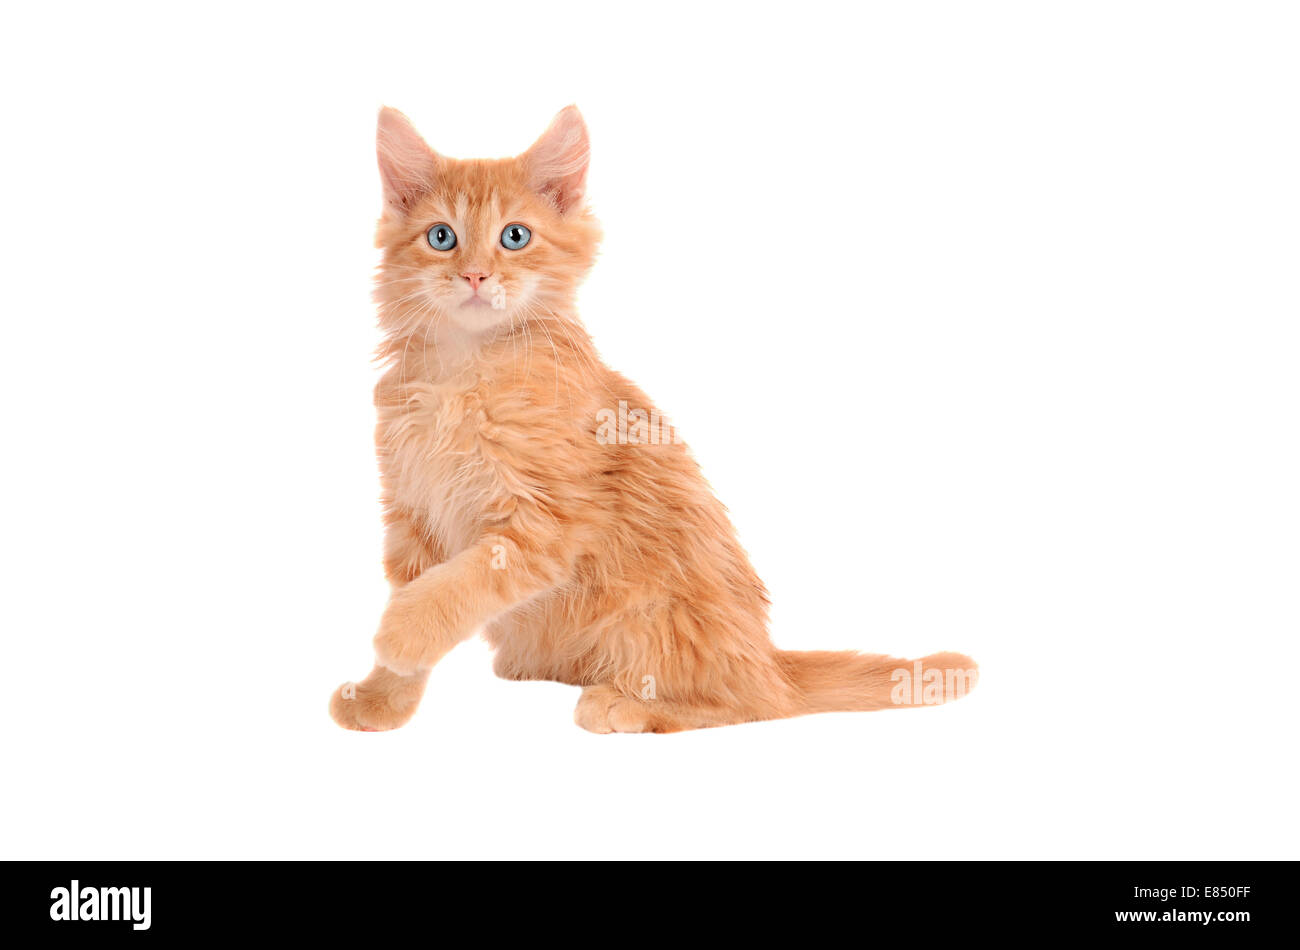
[329,667,430,732]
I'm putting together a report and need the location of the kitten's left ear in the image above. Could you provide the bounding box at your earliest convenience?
[377,106,440,214]
[523,105,590,214]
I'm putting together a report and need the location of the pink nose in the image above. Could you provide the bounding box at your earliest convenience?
[461,272,491,291]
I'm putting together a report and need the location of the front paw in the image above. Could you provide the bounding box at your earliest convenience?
[329,672,426,732]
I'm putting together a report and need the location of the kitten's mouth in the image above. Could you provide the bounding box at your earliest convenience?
[460,296,492,309]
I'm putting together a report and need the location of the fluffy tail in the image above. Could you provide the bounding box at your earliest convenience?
[777,650,978,714]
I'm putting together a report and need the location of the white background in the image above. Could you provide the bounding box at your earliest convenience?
[1,1,1297,860]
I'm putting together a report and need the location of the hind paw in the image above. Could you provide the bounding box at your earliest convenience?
[574,684,654,734]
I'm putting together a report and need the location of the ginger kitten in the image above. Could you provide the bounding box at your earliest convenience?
[330,106,977,733]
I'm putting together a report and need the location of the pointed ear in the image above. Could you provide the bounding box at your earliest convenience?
[522,105,590,214]
[376,107,439,213]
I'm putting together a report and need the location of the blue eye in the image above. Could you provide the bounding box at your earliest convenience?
[501,224,531,250]
[427,224,457,251]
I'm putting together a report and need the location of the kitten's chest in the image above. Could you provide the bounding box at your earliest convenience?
[377,377,506,554]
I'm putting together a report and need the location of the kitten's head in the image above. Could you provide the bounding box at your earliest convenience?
[373,106,601,338]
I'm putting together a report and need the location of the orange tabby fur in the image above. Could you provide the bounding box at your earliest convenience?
[329,106,977,733]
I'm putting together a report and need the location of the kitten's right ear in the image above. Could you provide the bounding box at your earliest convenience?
[523,105,590,214]
[376,107,439,213]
